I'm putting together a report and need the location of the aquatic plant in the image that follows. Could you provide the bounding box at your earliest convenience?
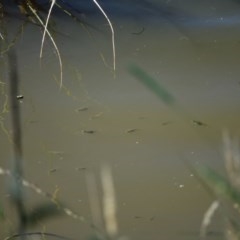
[197,132,240,240]
[128,65,240,240]
[0,1,119,239]
[0,0,115,88]
[1,47,121,240]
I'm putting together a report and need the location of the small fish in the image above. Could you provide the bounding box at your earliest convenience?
[82,130,96,134]
[126,128,138,133]
[76,107,88,112]
[192,120,208,127]
[49,168,57,173]
[161,121,172,126]
[76,167,86,171]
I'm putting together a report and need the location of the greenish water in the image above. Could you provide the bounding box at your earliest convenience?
[1,1,240,239]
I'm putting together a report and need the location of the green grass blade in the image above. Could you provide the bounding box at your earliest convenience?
[128,64,176,106]
[197,166,240,204]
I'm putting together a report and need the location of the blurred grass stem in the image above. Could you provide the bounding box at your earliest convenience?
[101,164,118,238]
[8,49,27,239]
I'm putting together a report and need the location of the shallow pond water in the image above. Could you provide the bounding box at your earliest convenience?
[1,1,240,239]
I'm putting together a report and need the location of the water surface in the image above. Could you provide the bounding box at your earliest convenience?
[1,1,240,239]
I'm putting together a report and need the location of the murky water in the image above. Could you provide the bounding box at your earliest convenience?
[1,1,240,239]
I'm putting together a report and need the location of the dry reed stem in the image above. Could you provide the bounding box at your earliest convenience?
[28,4,63,88]
[200,200,219,239]
[40,0,56,58]
[101,164,118,238]
[92,0,116,72]
[86,165,119,239]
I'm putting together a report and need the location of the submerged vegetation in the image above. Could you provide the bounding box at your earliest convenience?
[129,65,240,240]
[0,0,115,87]
[0,1,118,239]
[0,1,240,240]
[1,50,120,239]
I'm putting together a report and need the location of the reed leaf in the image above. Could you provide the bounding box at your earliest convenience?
[128,64,176,106]
[197,166,240,204]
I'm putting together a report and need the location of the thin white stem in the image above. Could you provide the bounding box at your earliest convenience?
[40,0,56,58]
[101,164,118,238]
[200,200,219,239]
[28,5,63,88]
[92,0,116,71]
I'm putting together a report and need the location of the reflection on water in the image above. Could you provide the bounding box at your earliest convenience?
[1,1,240,239]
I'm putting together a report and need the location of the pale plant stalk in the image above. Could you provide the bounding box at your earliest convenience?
[200,200,219,239]
[92,0,116,72]
[40,0,55,58]
[101,164,118,238]
[28,4,63,88]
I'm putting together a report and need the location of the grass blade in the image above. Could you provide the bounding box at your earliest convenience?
[197,166,240,204]
[128,64,176,106]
